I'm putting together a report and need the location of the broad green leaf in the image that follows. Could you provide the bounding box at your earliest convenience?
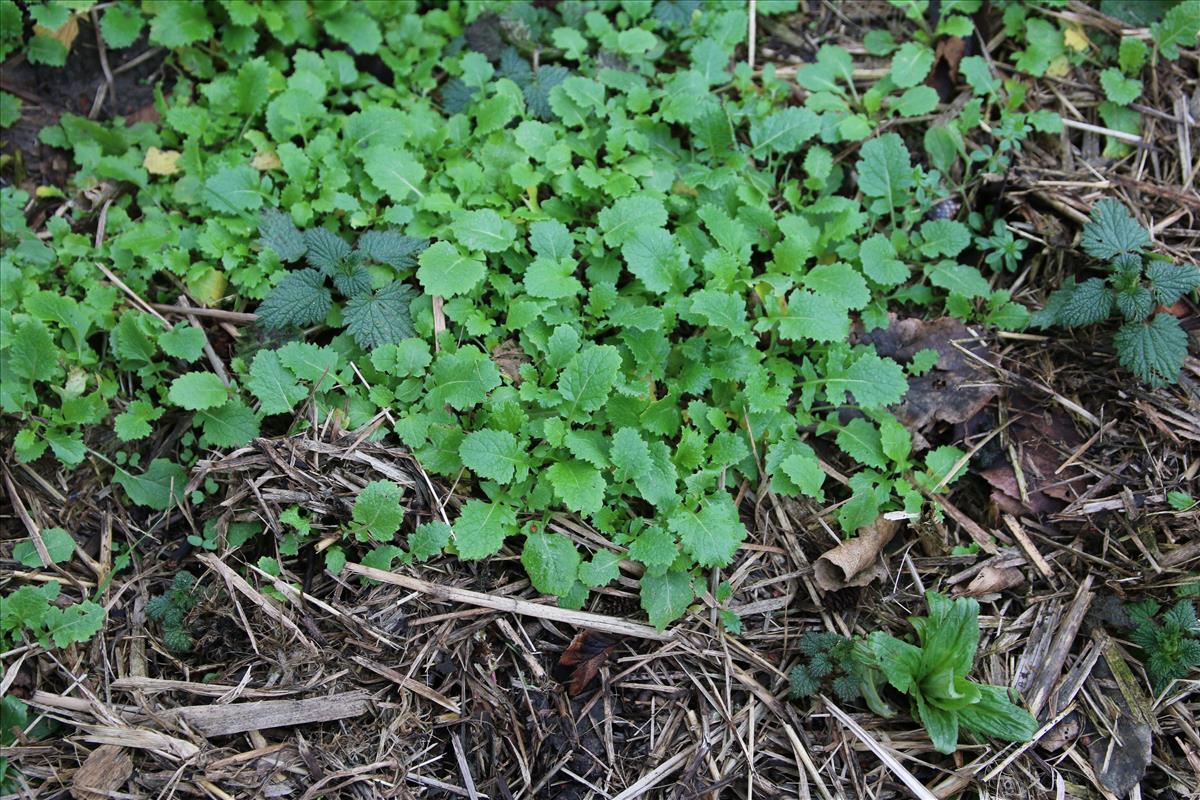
[456,208,517,253]
[453,499,517,560]
[13,528,75,568]
[417,241,486,297]
[640,570,693,630]
[460,429,523,483]
[547,460,606,515]
[557,345,622,419]
[168,372,228,410]
[352,481,405,542]
[115,459,187,511]
[196,400,260,448]
[668,493,747,568]
[521,532,581,597]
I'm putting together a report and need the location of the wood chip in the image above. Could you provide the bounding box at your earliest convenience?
[70,745,133,800]
[171,690,372,737]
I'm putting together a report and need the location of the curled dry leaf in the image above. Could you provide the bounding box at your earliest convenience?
[962,565,1025,598]
[814,518,900,592]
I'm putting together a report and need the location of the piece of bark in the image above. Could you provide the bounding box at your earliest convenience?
[71,745,132,800]
[813,519,900,592]
[1026,576,1094,717]
[171,690,371,737]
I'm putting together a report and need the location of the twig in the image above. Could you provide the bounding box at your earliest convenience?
[344,562,674,641]
[747,0,757,71]
[821,697,938,800]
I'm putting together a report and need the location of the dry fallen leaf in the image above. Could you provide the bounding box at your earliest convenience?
[35,14,80,50]
[814,519,900,592]
[559,631,618,696]
[962,565,1025,598]
[252,150,282,171]
[143,147,181,176]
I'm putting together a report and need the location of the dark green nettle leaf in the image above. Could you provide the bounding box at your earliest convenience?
[1081,199,1150,260]
[331,261,372,297]
[344,283,417,349]
[257,269,332,329]
[1147,261,1200,305]
[305,227,353,274]
[1114,314,1188,387]
[259,209,306,262]
[358,230,427,268]
[1058,278,1114,328]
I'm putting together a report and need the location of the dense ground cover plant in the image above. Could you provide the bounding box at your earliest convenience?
[0,0,1188,642]
[1126,598,1200,692]
[815,592,1040,754]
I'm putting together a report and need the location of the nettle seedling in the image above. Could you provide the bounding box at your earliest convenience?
[1126,598,1200,693]
[146,572,201,652]
[1033,199,1200,386]
[256,210,427,350]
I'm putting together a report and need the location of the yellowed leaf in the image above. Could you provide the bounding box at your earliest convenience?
[1046,55,1071,78]
[34,14,79,50]
[188,268,227,306]
[1063,26,1090,52]
[143,147,181,176]
[251,150,282,171]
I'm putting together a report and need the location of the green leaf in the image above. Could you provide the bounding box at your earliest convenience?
[750,107,820,154]
[622,228,685,294]
[525,257,582,298]
[927,261,991,299]
[352,481,405,542]
[344,283,416,349]
[417,241,486,297]
[919,220,971,258]
[890,43,935,87]
[13,528,75,568]
[547,460,606,515]
[196,400,259,448]
[45,601,105,648]
[521,533,581,597]
[453,499,517,560]
[1119,37,1149,73]
[426,346,502,410]
[629,526,678,576]
[1114,314,1189,386]
[958,56,1000,96]
[958,684,1039,743]
[326,7,382,54]
[278,341,339,389]
[460,429,522,484]
[579,550,622,588]
[640,569,694,630]
[1100,68,1141,105]
[257,269,332,329]
[0,90,21,128]
[358,230,426,268]
[1147,261,1200,305]
[1081,199,1150,260]
[668,493,748,568]
[168,372,228,410]
[6,319,59,382]
[304,227,351,274]
[893,85,939,117]
[149,2,213,47]
[598,197,668,247]
[247,349,308,415]
[836,418,887,469]
[455,208,517,253]
[803,263,870,310]
[825,352,908,408]
[775,290,851,342]
[1152,0,1200,60]
[1014,18,1064,77]
[921,446,969,489]
[114,400,163,442]
[203,165,263,215]
[259,209,306,262]
[115,459,187,511]
[1058,278,1114,327]
[859,234,910,286]
[557,344,622,419]
[363,146,425,202]
[856,133,914,208]
[100,5,145,48]
[409,521,452,561]
[158,324,205,364]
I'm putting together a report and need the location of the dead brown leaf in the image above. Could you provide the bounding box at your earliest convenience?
[813,518,900,591]
[962,565,1025,598]
[559,632,618,696]
[858,316,1000,449]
